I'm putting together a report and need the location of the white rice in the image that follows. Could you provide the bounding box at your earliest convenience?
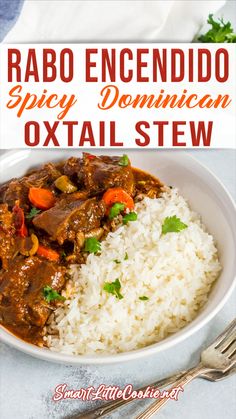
[46,188,221,355]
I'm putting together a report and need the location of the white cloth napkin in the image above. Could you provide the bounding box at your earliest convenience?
[3,0,225,43]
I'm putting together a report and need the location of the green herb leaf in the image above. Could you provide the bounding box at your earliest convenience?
[124,252,129,260]
[84,237,101,254]
[198,14,236,43]
[113,259,121,264]
[162,216,187,235]
[26,207,41,219]
[118,154,129,167]
[103,278,124,300]
[60,250,67,260]
[109,202,125,220]
[43,286,65,303]
[139,296,149,301]
[123,212,137,225]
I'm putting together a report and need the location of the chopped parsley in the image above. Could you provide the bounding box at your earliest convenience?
[162,216,187,235]
[118,154,129,167]
[113,259,121,264]
[103,278,124,300]
[43,286,65,303]
[123,212,137,224]
[139,296,149,301]
[109,202,125,220]
[84,237,101,254]
[26,207,41,219]
[124,252,129,260]
[60,250,67,260]
[198,14,236,43]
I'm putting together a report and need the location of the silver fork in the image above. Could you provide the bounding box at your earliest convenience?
[71,367,236,419]
[136,318,236,419]
[71,319,236,419]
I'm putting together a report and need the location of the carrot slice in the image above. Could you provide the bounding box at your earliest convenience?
[28,188,56,210]
[37,245,59,262]
[102,188,134,210]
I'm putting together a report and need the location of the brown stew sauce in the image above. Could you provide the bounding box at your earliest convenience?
[0,154,163,345]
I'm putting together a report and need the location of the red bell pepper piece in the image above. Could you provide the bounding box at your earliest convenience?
[12,203,28,237]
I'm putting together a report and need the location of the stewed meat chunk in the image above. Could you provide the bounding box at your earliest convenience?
[0,256,66,344]
[33,195,106,245]
[82,153,135,195]
[0,204,17,270]
[0,179,29,210]
[0,163,61,210]
[62,157,84,185]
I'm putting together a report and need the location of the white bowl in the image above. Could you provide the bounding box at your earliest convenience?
[0,150,235,365]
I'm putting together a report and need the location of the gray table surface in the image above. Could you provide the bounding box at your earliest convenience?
[1,1,236,418]
[0,149,235,419]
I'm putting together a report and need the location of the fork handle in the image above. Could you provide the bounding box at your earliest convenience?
[70,369,190,419]
[135,364,207,419]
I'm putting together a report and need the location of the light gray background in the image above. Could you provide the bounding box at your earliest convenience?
[1,1,236,418]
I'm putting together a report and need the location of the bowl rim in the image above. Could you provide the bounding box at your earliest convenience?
[0,149,235,365]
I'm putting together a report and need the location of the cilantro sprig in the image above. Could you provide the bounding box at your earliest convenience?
[123,212,137,225]
[162,216,187,235]
[198,14,236,43]
[109,202,125,220]
[103,278,124,300]
[118,154,129,167]
[26,207,41,219]
[60,250,67,260]
[139,296,149,301]
[43,286,65,303]
[84,237,101,254]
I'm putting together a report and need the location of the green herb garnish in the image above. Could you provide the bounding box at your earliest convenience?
[43,286,65,303]
[109,202,125,220]
[60,250,67,260]
[118,154,129,167]
[162,216,187,235]
[124,252,129,260]
[113,259,121,264]
[139,296,149,301]
[26,207,41,219]
[84,237,101,254]
[103,278,124,300]
[198,14,236,43]
[123,212,137,225]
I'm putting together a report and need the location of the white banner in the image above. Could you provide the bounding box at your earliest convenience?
[0,44,235,149]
